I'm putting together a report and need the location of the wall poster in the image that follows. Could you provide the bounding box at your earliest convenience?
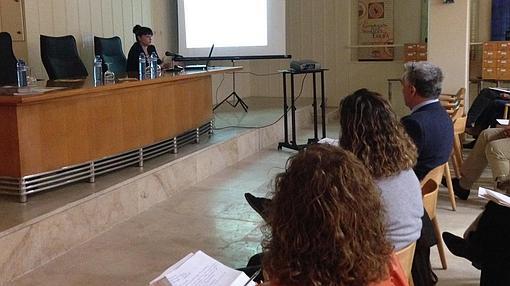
[358,0,394,61]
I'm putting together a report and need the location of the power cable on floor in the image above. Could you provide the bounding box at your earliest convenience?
[213,74,308,130]
[213,72,281,108]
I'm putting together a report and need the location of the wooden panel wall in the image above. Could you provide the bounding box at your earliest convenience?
[23,0,153,79]
[0,0,28,61]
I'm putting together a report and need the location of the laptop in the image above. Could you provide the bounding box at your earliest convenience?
[184,44,215,71]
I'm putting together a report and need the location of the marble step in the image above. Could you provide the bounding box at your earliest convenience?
[0,104,314,285]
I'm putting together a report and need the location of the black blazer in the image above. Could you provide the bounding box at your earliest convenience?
[0,32,17,85]
[401,101,454,180]
[126,42,162,73]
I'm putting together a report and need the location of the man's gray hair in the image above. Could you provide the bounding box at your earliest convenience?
[402,61,444,99]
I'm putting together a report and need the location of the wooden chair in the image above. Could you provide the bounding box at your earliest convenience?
[421,179,447,270]
[440,88,466,178]
[421,163,456,211]
[451,116,466,177]
[396,241,416,286]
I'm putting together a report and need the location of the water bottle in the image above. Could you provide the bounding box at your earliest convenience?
[16,59,27,87]
[93,55,103,85]
[138,53,147,79]
[149,52,158,79]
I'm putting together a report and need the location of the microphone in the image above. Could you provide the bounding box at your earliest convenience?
[165,51,183,59]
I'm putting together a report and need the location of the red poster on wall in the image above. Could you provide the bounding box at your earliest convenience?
[358,0,394,61]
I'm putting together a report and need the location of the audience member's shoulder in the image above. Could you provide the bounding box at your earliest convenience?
[401,115,421,129]
[376,168,420,186]
[398,168,420,181]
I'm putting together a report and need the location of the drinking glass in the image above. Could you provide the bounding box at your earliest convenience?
[104,63,115,85]
[157,64,162,77]
[25,66,37,86]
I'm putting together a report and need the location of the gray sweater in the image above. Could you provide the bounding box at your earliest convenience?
[376,169,423,251]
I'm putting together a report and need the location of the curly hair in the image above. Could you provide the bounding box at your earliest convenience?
[262,144,393,286]
[339,88,417,178]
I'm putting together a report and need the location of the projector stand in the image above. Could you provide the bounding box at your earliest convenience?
[213,60,248,112]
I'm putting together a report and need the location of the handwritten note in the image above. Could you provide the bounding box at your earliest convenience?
[153,251,255,286]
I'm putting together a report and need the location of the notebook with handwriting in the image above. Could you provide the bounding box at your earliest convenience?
[150,251,257,286]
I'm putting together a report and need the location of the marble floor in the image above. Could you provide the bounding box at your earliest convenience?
[9,121,488,285]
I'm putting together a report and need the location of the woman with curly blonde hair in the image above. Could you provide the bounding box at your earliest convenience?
[260,144,407,286]
[339,88,423,251]
[245,89,422,251]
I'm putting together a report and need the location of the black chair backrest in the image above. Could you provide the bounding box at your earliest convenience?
[94,36,127,76]
[40,35,88,80]
[0,32,18,85]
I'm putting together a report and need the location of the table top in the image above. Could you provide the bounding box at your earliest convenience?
[0,66,241,105]
[279,68,328,74]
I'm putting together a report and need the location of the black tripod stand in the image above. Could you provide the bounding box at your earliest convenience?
[213,60,248,112]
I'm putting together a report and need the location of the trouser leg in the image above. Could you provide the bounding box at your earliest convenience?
[467,88,500,127]
[460,128,506,188]
[474,99,507,130]
[478,202,510,286]
[485,137,510,180]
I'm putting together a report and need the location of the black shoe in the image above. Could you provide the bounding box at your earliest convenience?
[442,232,481,270]
[463,140,477,149]
[442,232,468,258]
[244,193,270,220]
[452,178,470,200]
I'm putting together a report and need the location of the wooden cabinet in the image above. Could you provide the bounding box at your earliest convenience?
[404,43,427,62]
[482,41,510,80]
[0,0,24,41]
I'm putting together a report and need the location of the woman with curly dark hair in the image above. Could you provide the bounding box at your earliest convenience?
[339,88,423,251]
[246,88,423,252]
[260,144,407,286]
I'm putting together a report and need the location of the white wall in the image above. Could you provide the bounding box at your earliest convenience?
[428,0,470,107]
[13,0,483,113]
[23,0,152,79]
[247,0,423,117]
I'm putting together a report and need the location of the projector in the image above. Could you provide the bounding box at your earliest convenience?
[290,60,321,72]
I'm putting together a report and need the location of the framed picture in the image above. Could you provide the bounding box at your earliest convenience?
[358,0,394,61]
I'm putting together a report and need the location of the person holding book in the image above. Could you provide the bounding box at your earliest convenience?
[464,88,509,139]
[449,126,510,200]
[259,144,407,286]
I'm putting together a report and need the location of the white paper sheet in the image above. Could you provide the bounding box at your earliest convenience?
[318,137,339,146]
[163,251,255,286]
[497,119,509,126]
[478,187,510,208]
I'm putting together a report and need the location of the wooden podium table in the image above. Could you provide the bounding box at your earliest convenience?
[0,67,239,202]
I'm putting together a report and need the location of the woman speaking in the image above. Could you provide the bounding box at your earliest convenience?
[126,25,170,73]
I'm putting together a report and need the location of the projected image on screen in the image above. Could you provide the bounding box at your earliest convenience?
[178,0,285,57]
[183,0,267,48]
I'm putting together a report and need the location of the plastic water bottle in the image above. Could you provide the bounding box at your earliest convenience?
[93,55,103,85]
[16,59,27,87]
[149,52,158,79]
[138,53,147,79]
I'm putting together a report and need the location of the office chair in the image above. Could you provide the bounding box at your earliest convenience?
[94,36,127,76]
[0,32,18,85]
[40,35,88,80]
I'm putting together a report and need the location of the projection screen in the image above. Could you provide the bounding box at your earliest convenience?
[177,0,286,57]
